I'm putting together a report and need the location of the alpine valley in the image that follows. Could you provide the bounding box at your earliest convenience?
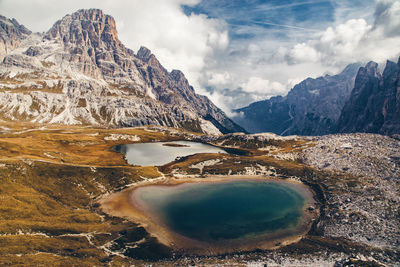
[0,9,399,267]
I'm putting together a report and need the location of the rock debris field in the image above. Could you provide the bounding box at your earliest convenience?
[302,133,400,249]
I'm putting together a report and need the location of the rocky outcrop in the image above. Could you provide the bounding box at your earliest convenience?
[0,15,31,61]
[0,9,244,135]
[337,58,400,135]
[234,64,360,135]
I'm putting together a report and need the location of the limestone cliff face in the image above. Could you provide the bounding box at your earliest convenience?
[0,15,31,61]
[337,59,400,135]
[234,64,360,135]
[0,9,244,135]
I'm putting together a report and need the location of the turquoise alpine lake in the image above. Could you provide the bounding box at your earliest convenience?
[115,141,226,166]
[132,180,311,244]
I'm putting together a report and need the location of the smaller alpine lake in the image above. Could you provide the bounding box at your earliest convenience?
[115,141,227,166]
[129,178,316,254]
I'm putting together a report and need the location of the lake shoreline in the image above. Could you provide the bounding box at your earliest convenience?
[99,175,319,255]
[115,141,228,166]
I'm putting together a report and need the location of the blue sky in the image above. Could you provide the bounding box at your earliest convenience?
[182,0,377,44]
[183,0,335,39]
[0,0,399,113]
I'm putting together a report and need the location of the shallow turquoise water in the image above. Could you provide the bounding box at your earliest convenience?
[135,180,306,242]
[116,141,226,166]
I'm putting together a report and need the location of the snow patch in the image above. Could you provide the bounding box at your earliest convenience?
[309,89,320,95]
[104,134,141,142]
[49,100,80,125]
[190,159,221,174]
[199,118,222,135]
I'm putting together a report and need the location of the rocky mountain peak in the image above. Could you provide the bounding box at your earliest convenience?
[383,59,400,79]
[364,61,380,78]
[0,15,31,35]
[0,15,31,61]
[337,59,400,135]
[341,63,363,76]
[353,61,381,92]
[170,69,185,81]
[46,9,121,50]
[41,9,138,80]
[0,11,243,135]
[136,46,152,61]
[136,46,165,72]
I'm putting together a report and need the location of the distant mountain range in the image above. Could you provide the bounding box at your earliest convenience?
[337,59,400,135]
[234,59,400,136]
[0,9,244,135]
[234,63,361,135]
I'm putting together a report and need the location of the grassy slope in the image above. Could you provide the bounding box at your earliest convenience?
[0,122,179,266]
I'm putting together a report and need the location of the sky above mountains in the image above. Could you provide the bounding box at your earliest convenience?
[0,0,399,114]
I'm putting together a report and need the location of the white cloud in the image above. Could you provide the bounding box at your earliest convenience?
[115,2,228,89]
[203,77,289,111]
[373,0,400,37]
[285,1,400,67]
[205,90,236,117]
[207,71,231,86]
[286,43,321,64]
[287,78,304,89]
[285,19,372,66]
[241,77,286,95]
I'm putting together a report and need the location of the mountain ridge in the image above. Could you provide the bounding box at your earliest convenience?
[234,58,400,136]
[0,14,31,61]
[0,9,244,135]
[234,63,361,135]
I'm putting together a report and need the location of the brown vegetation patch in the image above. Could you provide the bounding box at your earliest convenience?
[41,61,56,68]
[78,98,87,108]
